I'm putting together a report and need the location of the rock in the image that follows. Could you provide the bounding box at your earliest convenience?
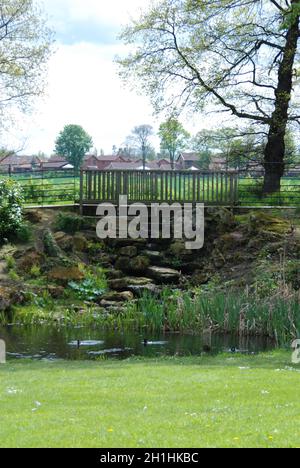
[0,284,24,311]
[17,250,44,273]
[47,285,65,299]
[141,250,165,264]
[247,212,291,236]
[147,266,181,284]
[24,210,43,224]
[0,286,11,311]
[48,266,84,284]
[53,232,73,252]
[73,234,88,252]
[129,284,160,296]
[115,255,150,275]
[108,277,154,291]
[130,256,150,274]
[106,238,147,248]
[190,271,210,286]
[211,249,226,268]
[101,291,134,302]
[115,257,130,272]
[169,241,187,257]
[119,246,138,257]
[99,299,128,309]
[105,270,124,280]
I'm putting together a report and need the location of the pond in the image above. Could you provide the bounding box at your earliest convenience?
[0,324,277,361]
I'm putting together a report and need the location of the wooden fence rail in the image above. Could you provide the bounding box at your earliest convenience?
[80,169,239,208]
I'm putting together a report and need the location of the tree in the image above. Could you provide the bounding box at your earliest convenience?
[55,125,93,172]
[0,0,53,121]
[128,125,154,169]
[158,118,190,169]
[119,0,300,193]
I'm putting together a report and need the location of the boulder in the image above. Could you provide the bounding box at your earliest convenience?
[0,284,24,311]
[48,266,84,284]
[0,286,11,311]
[105,269,124,280]
[169,241,187,257]
[115,257,130,273]
[147,266,181,284]
[53,232,73,252]
[129,284,160,297]
[108,277,155,291]
[17,250,44,273]
[130,256,150,274]
[115,255,150,275]
[119,246,138,257]
[73,234,88,252]
[101,291,134,302]
[24,210,43,224]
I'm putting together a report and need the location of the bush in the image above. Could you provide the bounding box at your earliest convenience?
[15,222,33,243]
[0,179,24,242]
[55,212,85,234]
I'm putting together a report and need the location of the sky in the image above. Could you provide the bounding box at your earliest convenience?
[2,0,217,156]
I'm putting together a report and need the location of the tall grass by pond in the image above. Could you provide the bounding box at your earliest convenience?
[7,287,300,346]
[121,288,300,344]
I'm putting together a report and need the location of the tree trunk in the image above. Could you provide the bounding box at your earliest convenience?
[263,0,299,194]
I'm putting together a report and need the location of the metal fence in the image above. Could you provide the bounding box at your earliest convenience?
[1,165,300,208]
[0,167,79,206]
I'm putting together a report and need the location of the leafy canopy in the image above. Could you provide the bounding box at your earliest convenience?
[118,0,300,126]
[55,125,93,171]
[159,118,190,166]
[0,0,53,120]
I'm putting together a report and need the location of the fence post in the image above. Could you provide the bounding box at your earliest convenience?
[41,162,44,207]
[80,169,83,215]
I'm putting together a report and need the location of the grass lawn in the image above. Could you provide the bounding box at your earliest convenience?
[0,351,299,448]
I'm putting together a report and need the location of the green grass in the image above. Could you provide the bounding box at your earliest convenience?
[0,351,300,448]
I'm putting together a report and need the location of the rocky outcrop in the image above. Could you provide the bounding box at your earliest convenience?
[147,266,181,284]
[48,266,85,284]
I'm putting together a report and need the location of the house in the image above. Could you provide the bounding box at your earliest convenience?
[0,154,42,173]
[42,156,74,170]
[177,153,201,170]
[82,155,132,171]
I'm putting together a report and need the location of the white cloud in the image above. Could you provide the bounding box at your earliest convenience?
[10,41,158,155]
[1,0,219,155]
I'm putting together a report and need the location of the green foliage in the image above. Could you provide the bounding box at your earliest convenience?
[29,264,41,279]
[68,268,107,301]
[55,212,85,234]
[159,118,190,168]
[15,222,33,244]
[5,255,16,271]
[0,179,24,242]
[0,0,53,121]
[43,229,60,257]
[55,125,93,171]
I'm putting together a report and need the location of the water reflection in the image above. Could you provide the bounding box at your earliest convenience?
[0,325,276,361]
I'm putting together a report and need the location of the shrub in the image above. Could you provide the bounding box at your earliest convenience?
[15,222,33,243]
[55,212,85,234]
[0,179,24,242]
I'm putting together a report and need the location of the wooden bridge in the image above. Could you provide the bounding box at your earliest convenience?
[79,169,239,213]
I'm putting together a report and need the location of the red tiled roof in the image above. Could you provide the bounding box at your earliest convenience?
[178,153,200,162]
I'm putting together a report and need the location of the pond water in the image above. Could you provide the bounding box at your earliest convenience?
[0,325,277,361]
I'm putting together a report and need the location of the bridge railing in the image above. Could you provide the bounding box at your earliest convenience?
[80,169,239,207]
